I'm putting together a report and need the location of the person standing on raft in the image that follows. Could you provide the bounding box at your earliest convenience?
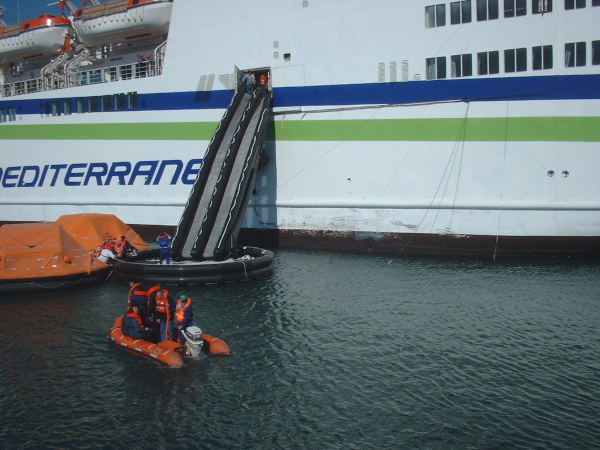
[173,294,194,345]
[156,231,171,265]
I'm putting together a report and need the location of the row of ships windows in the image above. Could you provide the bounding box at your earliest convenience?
[426,0,599,27]
[0,92,138,122]
[426,41,599,79]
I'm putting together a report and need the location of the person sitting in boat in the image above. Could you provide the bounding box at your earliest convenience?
[123,306,153,341]
[119,235,135,257]
[173,294,194,345]
[128,282,150,325]
[115,241,124,259]
[97,243,115,264]
[156,231,171,265]
[108,235,117,252]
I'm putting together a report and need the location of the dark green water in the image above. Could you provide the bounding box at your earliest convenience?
[1,250,599,449]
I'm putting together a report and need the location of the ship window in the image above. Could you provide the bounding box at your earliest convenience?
[477,51,500,74]
[8,107,16,122]
[451,0,472,23]
[89,97,100,113]
[565,42,586,66]
[504,48,527,72]
[114,93,126,111]
[23,23,30,30]
[593,0,600,5]
[505,0,527,16]
[426,56,447,80]
[0,109,5,123]
[101,96,112,112]
[127,92,138,109]
[477,0,499,20]
[52,101,61,117]
[532,45,553,69]
[425,4,446,27]
[565,0,586,8]
[76,98,86,114]
[451,54,473,77]
[63,100,72,115]
[592,40,600,65]
[532,0,553,13]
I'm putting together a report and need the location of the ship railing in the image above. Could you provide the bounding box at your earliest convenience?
[1,45,165,96]
[1,77,44,97]
[68,59,158,87]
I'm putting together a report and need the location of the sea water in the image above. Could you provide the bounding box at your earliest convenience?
[0,249,599,449]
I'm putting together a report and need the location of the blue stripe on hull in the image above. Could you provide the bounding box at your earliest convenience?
[2,74,599,116]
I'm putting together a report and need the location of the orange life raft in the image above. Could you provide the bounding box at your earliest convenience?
[109,316,231,366]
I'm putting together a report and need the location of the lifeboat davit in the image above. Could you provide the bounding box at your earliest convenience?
[0,14,72,64]
[109,317,231,366]
[72,0,173,47]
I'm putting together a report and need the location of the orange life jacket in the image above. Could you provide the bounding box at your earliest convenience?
[147,285,162,310]
[126,312,143,327]
[128,283,149,306]
[175,297,191,323]
[155,293,168,314]
[127,283,140,305]
[259,75,267,86]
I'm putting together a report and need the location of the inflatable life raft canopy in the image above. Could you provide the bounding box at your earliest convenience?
[0,222,109,281]
[56,213,149,252]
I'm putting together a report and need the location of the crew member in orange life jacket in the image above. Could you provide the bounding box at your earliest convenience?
[128,282,150,325]
[173,294,194,345]
[119,235,134,258]
[151,289,175,342]
[259,74,267,92]
[157,232,171,265]
[123,306,153,341]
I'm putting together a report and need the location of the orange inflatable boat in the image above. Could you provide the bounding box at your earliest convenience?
[109,317,231,366]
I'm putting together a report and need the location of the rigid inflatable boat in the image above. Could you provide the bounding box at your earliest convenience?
[109,246,274,285]
[108,316,231,366]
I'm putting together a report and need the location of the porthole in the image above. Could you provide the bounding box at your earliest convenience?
[562,170,569,177]
[547,170,554,177]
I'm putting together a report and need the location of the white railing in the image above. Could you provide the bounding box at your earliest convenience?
[69,59,158,87]
[1,55,163,97]
[2,78,44,97]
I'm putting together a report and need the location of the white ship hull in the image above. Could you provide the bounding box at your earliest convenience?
[1,0,599,256]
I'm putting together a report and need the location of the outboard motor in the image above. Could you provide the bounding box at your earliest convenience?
[183,326,204,357]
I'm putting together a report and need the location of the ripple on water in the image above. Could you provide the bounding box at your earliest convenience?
[0,251,599,448]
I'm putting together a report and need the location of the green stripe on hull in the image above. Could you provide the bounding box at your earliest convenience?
[0,117,599,142]
[270,117,600,142]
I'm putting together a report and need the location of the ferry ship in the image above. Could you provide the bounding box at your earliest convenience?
[1,0,599,257]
